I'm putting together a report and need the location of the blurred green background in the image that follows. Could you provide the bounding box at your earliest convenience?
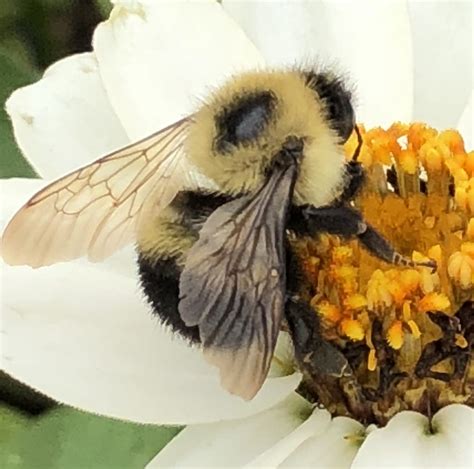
[0,1,181,467]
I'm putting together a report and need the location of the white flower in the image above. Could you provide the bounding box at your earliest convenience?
[1,1,473,467]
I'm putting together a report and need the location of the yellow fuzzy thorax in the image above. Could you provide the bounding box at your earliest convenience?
[185,70,346,207]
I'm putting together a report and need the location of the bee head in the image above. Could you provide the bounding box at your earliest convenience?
[185,70,353,207]
[304,71,355,144]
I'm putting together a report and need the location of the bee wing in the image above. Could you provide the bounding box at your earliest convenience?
[179,164,297,400]
[2,118,194,268]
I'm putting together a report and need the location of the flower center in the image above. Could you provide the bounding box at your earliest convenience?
[293,122,473,426]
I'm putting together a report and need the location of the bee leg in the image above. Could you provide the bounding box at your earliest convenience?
[415,313,460,381]
[284,291,375,421]
[415,309,473,382]
[416,344,470,382]
[453,352,471,380]
[284,294,354,415]
[415,341,452,381]
[291,205,436,271]
[357,224,436,271]
[290,205,366,238]
[339,161,365,202]
[342,341,369,370]
[285,295,351,379]
[137,254,200,344]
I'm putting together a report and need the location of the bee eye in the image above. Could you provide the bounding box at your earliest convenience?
[215,91,276,153]
[325,91,354,143]
[305,72,355,143]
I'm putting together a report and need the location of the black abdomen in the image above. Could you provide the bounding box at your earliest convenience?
[137,254,200,343]
[136,189,234,344]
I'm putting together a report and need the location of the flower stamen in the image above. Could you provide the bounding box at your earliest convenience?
[293,122,474,425]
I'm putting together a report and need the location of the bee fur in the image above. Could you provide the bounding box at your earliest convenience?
[184,70,348,206]
[3,65,424,400]
[135,67,425,398]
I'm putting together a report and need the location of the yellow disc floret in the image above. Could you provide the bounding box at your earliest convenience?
[294,122,473,424]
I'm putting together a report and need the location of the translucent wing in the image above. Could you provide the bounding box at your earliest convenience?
[179,163,297,400]
[2,118,193,267]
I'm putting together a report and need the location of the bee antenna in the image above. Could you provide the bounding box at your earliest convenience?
[352,124,363,162]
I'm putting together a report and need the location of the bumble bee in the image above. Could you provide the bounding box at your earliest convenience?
[2,68,435,400]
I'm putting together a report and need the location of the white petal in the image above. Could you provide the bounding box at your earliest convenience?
[457,89,473,151]
[245,408,331,468]
[0,178,46,232]
[409,1,473,128]
[281,416,364,468]
[5,53,129,180]
[93,0,265,140]
[147,393,310,468]
[351,405,474,468]
[223,0,413,127]
[1,260,300,425]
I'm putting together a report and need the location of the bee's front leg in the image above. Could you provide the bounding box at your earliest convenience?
[339,160,365,202]
[290,204,436,270]
[284,284,374,420]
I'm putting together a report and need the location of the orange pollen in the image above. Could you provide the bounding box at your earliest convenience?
[340,318,365,341]
[296,122,473,417]
[417,292,451,313]
[386,321,404,350]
